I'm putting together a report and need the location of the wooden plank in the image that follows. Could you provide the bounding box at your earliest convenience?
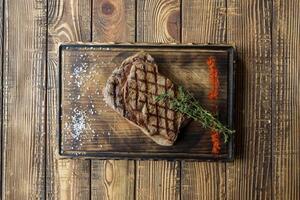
[2,0,47,199]
[59,44,233,160]
[136,161,181,200]
[181,162,226,199]
[46,0,91,199]
[0,0,3,196]
[226,0,273,199]
[91,160,135,200]
[182,0,226,44]
[91,1,135,199]
[272,0,300,199]
[54,161,91,199]
[181,0,227,199]
[135,1,181,199]
[137,0,180,43]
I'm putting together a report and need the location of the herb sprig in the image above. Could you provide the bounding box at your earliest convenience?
[155,86,234,143]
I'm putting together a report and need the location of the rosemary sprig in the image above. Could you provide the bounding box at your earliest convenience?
[155,86,234,143]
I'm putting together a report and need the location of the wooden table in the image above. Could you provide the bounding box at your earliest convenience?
[1,0,299,199]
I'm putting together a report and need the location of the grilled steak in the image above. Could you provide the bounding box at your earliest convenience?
[103,52,188,146]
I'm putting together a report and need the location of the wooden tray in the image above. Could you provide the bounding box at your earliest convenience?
[59,43,235,161]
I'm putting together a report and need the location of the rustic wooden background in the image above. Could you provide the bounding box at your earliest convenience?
[1,0,299,199]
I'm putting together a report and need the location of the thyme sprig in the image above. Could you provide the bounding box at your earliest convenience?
[155,86,234,143]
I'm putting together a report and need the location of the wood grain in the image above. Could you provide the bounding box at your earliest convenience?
[1,0,299,198]
[136,161,181,200]
[91,1,136,199]
[137,0,180,43]
[181,0,227,199]
[182,0,226,44]
[272,0,300,199]
[0,0,3,196]
[135,1,181,199]
[92,0,135,42]
[47,0,92,199]
[91,160,135,200]
[226,0,273,199]
[2,0,47,199]
[55,161,90,199]
[181,162,226,200]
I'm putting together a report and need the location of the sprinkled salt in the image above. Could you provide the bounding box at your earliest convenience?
[72,63,89,87]
[70,108,86,141]
[89,109,94,114]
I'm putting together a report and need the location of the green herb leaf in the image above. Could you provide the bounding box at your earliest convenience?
[155,86,235,143]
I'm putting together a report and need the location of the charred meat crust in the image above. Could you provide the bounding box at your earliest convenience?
[103,52,188,146]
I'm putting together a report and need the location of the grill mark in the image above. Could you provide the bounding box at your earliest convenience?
[164,77,169,136]
[149,125,175,132]
[136,78,166,87]
[136,66,151,72]
[122,63,134,117]
[122,79,129,117]
[154,67,159,135]
[147,113,175,122]
[144,64,149,124]
[173,87,178,132]
[122,82,127,117]
[112,81,117,108]
[137,99,173,110]
[128,86,162,97]
[134,66,138,111]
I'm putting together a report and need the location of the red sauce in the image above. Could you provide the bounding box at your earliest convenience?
[207,56,220,100]
[207,56,221,154]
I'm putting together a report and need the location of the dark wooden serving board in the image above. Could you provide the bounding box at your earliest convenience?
[59,44,235,161]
